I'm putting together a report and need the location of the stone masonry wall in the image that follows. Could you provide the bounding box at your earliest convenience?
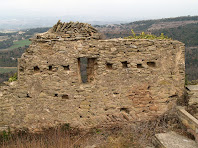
[0,23,185,132]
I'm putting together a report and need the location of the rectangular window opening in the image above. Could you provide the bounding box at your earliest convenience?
[34,66,40,72]
[121,61,128,68]
[106,63,113,70]
[78,57,97,83]
[147,62,156,67]
[137,64,144,68]
[63,65,70,70]
[49,65,52,71]
[19,66,24,72]
[62,94,69,99]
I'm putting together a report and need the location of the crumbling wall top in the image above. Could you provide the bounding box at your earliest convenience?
[33,21,101,41]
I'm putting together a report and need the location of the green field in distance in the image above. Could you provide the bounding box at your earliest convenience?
[9,39,31,49]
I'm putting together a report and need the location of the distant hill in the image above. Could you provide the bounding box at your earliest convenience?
[96,16,198,44]
[152,22,198,47]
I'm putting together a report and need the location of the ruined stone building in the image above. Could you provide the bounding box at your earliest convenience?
[0,21,185,131]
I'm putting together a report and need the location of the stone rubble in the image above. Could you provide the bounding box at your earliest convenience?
[34,21,101,41]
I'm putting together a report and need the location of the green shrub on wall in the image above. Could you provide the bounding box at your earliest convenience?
[125,29,171,40]
[8,73,17,82]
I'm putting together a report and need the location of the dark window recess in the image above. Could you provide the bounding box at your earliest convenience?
[169,95,178,98]
[120,108,130,114]
[78,57,97,83]
[49,65,52,71]
[106,63,113,70]
[27,94,31,98]
[78,58,87,83]
[122,61,129,68]
[147,62,156,67]
[34,66,40,72]
[63,65,70,70]
[19,66,24,72]
[137,64,143,68]
[54,94,58,97]
[62,95,69,99]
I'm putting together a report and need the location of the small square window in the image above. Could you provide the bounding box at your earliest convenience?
[63,65,70,70]
[137,64,143,68]
[122,61,129,68]
[147,62,156,67]
[106,63,113,70]
[34,66,40,72]
[62,94,69,99]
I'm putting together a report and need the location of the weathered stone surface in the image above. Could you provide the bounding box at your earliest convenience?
[32,21,101,41]
[154,131,198,148]
[0,22,185,132]
[177,106,198,142]
[186,85,198,91]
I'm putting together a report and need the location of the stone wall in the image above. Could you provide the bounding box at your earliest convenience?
[0,22,185,132]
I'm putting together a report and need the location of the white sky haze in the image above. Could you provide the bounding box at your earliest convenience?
[1,0,198,20]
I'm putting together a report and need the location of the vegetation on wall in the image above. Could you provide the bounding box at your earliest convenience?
[125,29,171,40]
[8,73,17,82]
[0,67,17,83]
[0,72,16,84]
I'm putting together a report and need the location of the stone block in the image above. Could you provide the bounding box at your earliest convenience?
[154,131,198,148]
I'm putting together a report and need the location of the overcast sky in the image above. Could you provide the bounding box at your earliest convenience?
[1,0,198,20]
